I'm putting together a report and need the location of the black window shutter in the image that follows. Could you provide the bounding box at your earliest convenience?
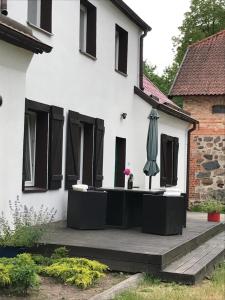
[160,134,168,187]
[41,0,52,32]
[48,106,64,190]
[65,111,81,189]
[118,29,128,74]
[172,137,179,186]
[93,118,105,187]
[86,5,96,57]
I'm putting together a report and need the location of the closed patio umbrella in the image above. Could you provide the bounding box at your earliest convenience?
[143,108,159,187]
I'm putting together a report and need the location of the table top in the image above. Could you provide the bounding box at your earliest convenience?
[98,187,165,194]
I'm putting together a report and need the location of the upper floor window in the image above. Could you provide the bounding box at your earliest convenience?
[28,0,52,33]
[115,24,128,75]
[212,105,225,114]
[79,0,96,58]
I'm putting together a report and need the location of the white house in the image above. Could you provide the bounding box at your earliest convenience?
[0,0,197,221]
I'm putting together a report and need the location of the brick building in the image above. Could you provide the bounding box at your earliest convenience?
[170,30,225,203]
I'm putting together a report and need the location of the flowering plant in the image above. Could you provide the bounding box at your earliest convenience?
[123,168,131,176]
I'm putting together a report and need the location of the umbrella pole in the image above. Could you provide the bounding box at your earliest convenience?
[149,176,152,189]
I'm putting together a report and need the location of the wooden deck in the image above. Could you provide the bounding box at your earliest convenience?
[35,212,225,278]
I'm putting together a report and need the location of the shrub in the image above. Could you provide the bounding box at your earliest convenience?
[40,257,108,288]
[51,246,69,259]
[0,196,57,247]
[0,253,39,295]
[191,199,224,213]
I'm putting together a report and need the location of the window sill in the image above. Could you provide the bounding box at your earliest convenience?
[115,69,128,77]
[79,50,97,61]
[23,187,47,193]
[27,21,53,36]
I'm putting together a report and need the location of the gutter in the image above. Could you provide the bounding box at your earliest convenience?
[139,30,149,90]
[186,123,197,207]
[134,86,198,124]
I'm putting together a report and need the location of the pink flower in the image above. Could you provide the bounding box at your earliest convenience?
[123,168,131,176]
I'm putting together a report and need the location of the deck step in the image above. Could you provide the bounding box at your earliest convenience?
[160,231,225,284]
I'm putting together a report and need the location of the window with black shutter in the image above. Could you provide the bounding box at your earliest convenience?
[79,0,97,58]
[160,134,179,187]
[65,112,104,189]
[23,99,64,192]
[28,0,52,33]
[115,24,128,75]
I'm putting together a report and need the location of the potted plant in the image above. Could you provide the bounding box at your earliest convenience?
[196,199,224,222]
[0,196,57,257]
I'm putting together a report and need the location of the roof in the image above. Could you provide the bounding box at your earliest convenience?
[170,29,225,96]
[110,0,151,31]
[143,75,178,107]
[134,76,198,124]
[0,14,52,54]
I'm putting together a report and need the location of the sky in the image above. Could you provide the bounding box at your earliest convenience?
[123,0,191,74]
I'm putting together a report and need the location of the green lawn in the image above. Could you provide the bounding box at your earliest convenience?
[114,263,225,300]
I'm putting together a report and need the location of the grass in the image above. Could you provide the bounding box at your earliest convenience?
[114,262,225,300]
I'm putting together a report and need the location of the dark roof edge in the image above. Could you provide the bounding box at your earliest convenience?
[134,86,198,124]
[110,0,151,31]
[0,15,52,54]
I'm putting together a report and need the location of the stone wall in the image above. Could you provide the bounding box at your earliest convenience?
[194,135,225,202]
[183,96,225,203]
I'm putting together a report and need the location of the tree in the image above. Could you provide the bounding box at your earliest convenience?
[173,0,225,65]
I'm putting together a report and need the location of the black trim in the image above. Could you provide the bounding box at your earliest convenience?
[0,15,52,54]
[110,0,151,31]
[134,86,198,124]
[115,68,128,77]
[25,98,50,113]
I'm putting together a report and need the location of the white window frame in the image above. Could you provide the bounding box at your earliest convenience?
[115,29,120,70]
[25,112,37,187]
[79,4,87,52]
[27,0,41,28]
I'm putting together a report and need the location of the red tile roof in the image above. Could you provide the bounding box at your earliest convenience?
[143,75,178,107]
[170,29,225,96]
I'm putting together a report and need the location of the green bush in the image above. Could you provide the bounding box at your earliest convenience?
[0,253,39,295]
[191,199,224,213]
[40,257,108,288]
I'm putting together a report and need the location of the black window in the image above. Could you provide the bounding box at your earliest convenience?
[79,0,97,58]
[212,105,225,114]
[23,99,64,192]
[0,0,7,15]
[28,0,52,33]
[160,134,179,187]
[65,111,104,189]
[115,24,128,75]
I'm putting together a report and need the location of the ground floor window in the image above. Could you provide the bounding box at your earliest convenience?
[24,112,37,186]
[23,99,64,192]
[160,134,179,187]
[65,111,104,189]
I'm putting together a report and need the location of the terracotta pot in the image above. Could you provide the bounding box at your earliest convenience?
[207,212,220,222]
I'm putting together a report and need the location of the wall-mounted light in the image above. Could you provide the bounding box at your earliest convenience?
[0,95,2,107]
[121,113,127,120]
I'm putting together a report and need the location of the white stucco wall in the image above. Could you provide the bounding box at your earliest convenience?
[0,41,33,218]
[0,0,190,221]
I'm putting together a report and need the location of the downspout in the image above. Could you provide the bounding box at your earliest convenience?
[186,122,197,208]
[139,30,148,90]
[0,0,8,16]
